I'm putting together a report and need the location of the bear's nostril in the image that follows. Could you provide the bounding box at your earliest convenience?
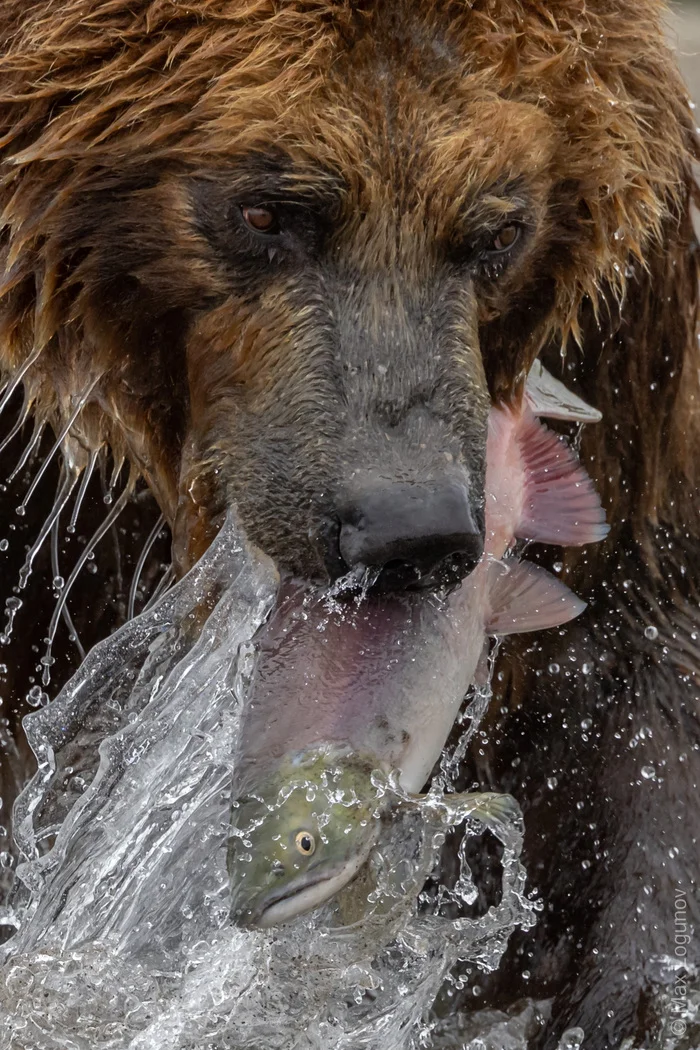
[334,477,484,590]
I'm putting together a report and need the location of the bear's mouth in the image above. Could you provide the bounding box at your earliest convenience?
[334,551,483,596]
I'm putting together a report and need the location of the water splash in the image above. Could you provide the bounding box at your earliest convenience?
[50,517,85,662]
[8,420,45,487]
[440,640,502,790]
[0,346,42,423]
[127,512,166,621]
[0,596,22,646]
[41,478,135,685]
[0,389,31,457]
[17,468,79,590]
[16,377,100,516]
[102,452,127,508]
[0,513,536,1049]
[67,447,100,534]
[430,999,552,1048]
[142,564,175,613]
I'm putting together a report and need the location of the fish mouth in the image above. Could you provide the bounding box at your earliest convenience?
[235,853,368,929]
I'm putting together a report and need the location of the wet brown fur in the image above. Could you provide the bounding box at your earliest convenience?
[0,1,698,1046]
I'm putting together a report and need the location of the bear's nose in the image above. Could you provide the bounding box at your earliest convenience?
[334,477,484,588]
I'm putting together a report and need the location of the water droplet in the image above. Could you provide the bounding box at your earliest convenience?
[103,492,113,505]
[14,506,25,517]
[1,596,22,644]
[644,625,658,641]
[558,1028,585,1050]
[52,575,64,591]
[581,662,592,675]
[546,776,558,790]
[0,540,8,552]
[547,663,560,675]
[580,718,592,731]
[26,684,48,707]
[0,851,13,870]
[641,765,656,780]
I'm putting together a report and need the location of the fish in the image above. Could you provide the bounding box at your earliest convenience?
[228,363,608,928]
[229,749,380,928]
[229,748,521,928]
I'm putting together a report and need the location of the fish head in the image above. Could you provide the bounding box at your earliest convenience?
[228,749,382,928]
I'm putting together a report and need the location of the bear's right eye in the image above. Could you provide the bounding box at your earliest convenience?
[241,204,280,235]
[488,223,520,253]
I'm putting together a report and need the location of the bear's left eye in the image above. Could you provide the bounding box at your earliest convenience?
[487,223,521,253]
[241,204,280,235]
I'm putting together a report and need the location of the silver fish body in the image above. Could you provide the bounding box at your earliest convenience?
[233,571,487,799]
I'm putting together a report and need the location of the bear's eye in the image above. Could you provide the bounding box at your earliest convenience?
[241,204,280,234]
[488,223,520,253]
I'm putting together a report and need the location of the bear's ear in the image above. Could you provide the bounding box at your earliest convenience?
[550,166,699,559]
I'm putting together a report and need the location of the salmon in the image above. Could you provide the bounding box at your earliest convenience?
[228,364,608,926]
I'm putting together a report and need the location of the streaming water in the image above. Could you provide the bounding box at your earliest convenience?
[8,421,45,486]
[0,513,540,1049]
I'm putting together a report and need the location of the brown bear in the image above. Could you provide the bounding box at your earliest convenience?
[0,1,697,1046]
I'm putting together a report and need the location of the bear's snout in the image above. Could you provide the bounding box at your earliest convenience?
[329,474,484,590]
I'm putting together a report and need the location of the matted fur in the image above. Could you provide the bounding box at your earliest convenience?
[0,0,697,532]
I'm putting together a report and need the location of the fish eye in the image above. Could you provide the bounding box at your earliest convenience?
[294,831,316,856]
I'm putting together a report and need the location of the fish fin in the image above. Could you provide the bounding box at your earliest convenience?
[525,360,602,423]
[401,790,522,830]
[516,411,609,546]
[449,791,522,828]
[486,559,586,635]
